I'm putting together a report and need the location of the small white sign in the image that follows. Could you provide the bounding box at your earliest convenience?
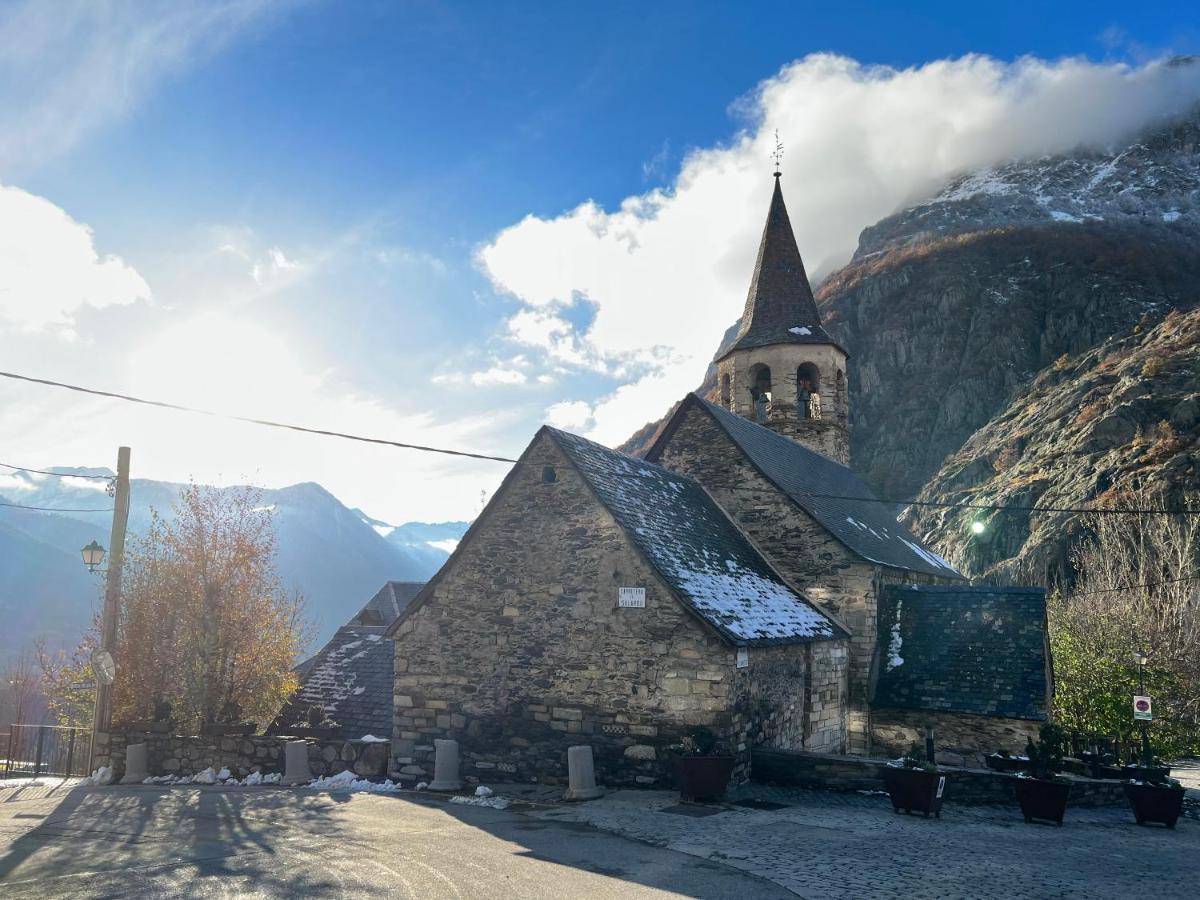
[936,776,946,799]
[736,647,749,669]
[1134,695,1153,721]
[618,587,646,608]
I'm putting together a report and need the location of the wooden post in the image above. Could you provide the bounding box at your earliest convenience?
[92,447,131,759]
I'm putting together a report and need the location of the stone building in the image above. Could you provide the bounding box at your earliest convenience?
[385,427,848,785]
[385,172,1050,784]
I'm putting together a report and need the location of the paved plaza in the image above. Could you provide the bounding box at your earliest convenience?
[0,777,1194,898]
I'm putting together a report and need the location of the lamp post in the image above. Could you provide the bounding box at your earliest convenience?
[80,541,106,573]
[1134,650,1151,768]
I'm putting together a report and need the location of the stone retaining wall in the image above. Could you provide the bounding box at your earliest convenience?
[752,748,1129,807]
[870,707,1042,768]
[94,731,390,782]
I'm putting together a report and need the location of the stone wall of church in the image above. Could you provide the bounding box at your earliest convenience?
[869,707,1043,768]
[650,405,952,754]
[391,431,836,788]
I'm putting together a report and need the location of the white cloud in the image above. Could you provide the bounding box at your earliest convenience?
[0,183,151,332]
[544,400,593,431]
[470,366,527,386]
[251,246,303,288]
[480,54,1200,444]
[0,0,291,170]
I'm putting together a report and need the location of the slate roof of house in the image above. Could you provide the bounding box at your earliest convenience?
[648,394,961,579]
[281,624,395,740]
[719,176,840,359]
[872,584,1049,720]
[351,580,423,626]
[547,427,843,646]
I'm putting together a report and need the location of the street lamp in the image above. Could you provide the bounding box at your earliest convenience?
[1134,649,1151,767]
[80,541,106,573]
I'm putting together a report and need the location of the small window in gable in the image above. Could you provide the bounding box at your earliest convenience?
[541,465,557,484]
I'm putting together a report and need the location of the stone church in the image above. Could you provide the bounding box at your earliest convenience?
[385,174,1050,786]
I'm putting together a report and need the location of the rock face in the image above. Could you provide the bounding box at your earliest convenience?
[624,110,1200,583]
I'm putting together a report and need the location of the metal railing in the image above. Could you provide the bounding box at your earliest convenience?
[2,724,93,779]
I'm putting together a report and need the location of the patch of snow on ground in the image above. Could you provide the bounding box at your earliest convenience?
[359,734,389,743]
[1163,210,1182,222]
[1049,210,1082,223]
[450,794,510,809]
[309,769,403,793]
[0,776,86,788]
[192,767,219,785]
[475,785,494,797]
[87,767,113,786]
[935,169,1013,203]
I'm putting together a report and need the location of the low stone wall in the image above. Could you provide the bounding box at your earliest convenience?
[752,748,1129,807]
[95,731,390,782]
[870,707,1042,768]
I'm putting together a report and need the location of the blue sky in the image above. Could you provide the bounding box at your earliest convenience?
[1,0,1199,523]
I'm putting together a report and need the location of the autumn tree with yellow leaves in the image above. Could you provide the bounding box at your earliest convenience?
[111,484,307,731]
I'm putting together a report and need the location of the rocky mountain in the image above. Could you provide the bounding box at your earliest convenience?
[624,108,1200,585]
[0,471,467,664]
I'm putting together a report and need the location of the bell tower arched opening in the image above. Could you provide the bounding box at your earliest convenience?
[797,362,821,420]
[748,363,772,423]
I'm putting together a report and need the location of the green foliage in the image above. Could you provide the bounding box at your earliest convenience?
[673,726,724,757]
[1022,724,1066,780]
[900,741,937,772]
[36,629,98,727]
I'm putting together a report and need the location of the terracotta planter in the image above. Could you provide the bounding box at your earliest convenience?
[1125,783,1185,829]
[199,722,255,737]
[671,754,735,802]
[883,767,947,817]
[1014,777,1071,825]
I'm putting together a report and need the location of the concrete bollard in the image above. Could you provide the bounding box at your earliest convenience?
[563,745,604,801]
[120,742,149,784]
[427,739,463,791]
[281,740,312,785]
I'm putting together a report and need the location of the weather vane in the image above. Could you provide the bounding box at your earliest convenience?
[771,129,784,176]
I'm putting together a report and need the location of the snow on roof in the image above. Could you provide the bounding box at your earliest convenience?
[548,428,840,645]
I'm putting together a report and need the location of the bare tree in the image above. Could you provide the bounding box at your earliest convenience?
[1,650,41,726]
[1051,485,1200,752]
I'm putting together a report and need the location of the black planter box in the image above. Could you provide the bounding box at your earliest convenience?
[671,755,735,802]
[883,767,947,817]
[199,722,256,737]
[1122,764,1172,782]
[1014,777,1071,825]
[985,754,1025,773]
[278,726,340,740]
[1125,783,1185,829]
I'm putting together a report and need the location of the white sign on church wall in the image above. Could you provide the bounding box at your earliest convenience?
[618,587,646,608]
[736,647,749,669]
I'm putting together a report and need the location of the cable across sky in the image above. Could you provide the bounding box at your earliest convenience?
[3,366,1198,518]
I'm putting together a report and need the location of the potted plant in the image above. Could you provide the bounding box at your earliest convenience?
[884,743,947,817]
[130,700,175,734]
[279,704,340,740]
[199,701,256,737]
[669,726,735,802]
[1014,724,1072,825]
[1125,772,1186,829]
[985,749,1024,773]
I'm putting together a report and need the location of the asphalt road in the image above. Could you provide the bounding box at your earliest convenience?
[0,780,792,898]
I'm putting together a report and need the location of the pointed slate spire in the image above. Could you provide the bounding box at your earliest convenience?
[721,175,835,358]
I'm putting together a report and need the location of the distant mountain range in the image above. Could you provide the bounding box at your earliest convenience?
[0,468,467,664]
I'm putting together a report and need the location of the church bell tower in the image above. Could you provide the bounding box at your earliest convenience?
[715,170,850,465]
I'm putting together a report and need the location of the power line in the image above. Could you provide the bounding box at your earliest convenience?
[795,490,1200,517]
[0,500,114,513]
[0,369,519,465]
[1066,573,1200,598]
[0,461,111,480]
[2,366,1197,518]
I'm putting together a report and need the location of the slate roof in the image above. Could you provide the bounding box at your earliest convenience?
[351,580,423,627]
[279,624,395,740]
[547,427,843,646]
[648,395,961,579]
[872,584,1049,720]
[719,176,840,360]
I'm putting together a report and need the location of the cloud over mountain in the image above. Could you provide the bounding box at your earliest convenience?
[480,53,1200,444]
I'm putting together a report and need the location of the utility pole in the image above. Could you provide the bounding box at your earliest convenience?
[92,446,131,754]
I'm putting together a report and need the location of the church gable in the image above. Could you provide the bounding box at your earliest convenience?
[649,394,960,579]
